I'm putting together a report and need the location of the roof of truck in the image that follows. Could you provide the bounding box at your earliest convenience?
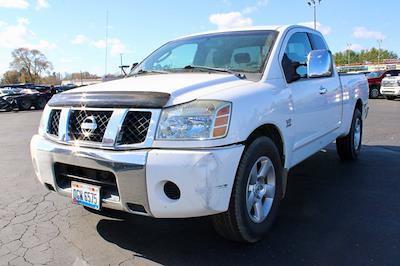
[174,25,316,41]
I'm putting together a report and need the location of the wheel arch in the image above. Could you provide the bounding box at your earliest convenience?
[244,123,289,198]
[355,98,363,115]
[245,123,285,165]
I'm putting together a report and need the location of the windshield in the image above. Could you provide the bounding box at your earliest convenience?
[131,30,277,80]
[367,71,383,78]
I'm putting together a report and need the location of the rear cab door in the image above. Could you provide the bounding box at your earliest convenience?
[279,28,343,164]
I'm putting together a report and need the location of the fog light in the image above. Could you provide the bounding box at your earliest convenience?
[163,181,181,200]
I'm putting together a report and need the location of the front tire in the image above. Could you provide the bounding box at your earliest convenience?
[336,109,362,160]
[212,136,283,243]
[34,97,47,110]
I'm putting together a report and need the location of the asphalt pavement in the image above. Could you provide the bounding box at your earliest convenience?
[0,99,399,266]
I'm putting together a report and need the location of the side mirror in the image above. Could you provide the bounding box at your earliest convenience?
[307,49,333,78]
[131,62,138,71]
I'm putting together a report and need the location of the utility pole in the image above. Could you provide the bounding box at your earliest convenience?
[347,43,352,65]
[377,39,383,65]
[104,10,109,77]
[307,0,322,30]
[120,53,123,75]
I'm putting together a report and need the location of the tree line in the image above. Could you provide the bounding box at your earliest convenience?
[0,48,100,85]
[333,47,398,66]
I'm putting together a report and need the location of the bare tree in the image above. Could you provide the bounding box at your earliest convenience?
[10,48,53,83]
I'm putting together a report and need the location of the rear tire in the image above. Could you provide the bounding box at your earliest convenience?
[369,86,380,99]
[212,136,283,243]
[336,109,362,160]
[17,98,32,111]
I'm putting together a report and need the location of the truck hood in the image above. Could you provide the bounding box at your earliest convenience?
[65,73,251,107]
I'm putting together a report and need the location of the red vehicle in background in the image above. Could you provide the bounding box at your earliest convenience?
[367,69,400,98]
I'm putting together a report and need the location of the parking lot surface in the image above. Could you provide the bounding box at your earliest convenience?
[0,99,399,266]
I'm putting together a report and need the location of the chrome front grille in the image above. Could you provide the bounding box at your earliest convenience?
[117,111,152,145]
[68,110,112,142]
[45,107,159,149]
[382,81,398,87]
[47,109,61,136]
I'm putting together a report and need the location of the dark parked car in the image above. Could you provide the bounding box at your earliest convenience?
[0,88,48,111]
[367,69,400,99]
[54,84,78,93]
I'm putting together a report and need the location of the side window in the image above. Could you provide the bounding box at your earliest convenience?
[282,32,312,82]
[308,33,327,50]
[390,70,399,76]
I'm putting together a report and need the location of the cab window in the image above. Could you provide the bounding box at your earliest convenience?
[308,33,327,50]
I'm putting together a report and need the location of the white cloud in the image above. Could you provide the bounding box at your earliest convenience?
[92,39,106,49]
[298,21,332,35]
[71,34,88,44]
[243,0,268,14]
[92,38,130,56]
[0,21,7,27]
[36,0,50,10]
[17,17,29,25]
[109,39,129,55]
[31,40,56,50]
[60,57,80,64]
[209,12,253,30]
[352,26,385,40]
[0,18,56,50]
[0,0,29,9]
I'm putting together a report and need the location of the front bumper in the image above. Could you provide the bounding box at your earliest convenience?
[30,135,244,218]
[380,86,400,96]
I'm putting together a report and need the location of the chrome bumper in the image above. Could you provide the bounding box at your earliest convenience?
[31,135,245,218]
[31,135,151,216]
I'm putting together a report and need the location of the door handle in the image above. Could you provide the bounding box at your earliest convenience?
[319,87,328,95]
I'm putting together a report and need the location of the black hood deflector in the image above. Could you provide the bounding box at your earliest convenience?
[48,91,171,108]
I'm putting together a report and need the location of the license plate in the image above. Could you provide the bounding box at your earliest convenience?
[71,181,101,210]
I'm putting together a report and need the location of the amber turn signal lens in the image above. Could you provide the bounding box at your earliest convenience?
[214,116,229,127]
[212,104,231,138]
[213,126,227,137]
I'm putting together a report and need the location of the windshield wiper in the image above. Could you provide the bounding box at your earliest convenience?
[133,69,169,76]
[183,65,246,79]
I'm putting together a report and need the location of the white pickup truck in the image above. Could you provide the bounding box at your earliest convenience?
[31,25,369,242]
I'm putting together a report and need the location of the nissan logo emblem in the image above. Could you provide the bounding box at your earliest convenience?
[81,116,97,137]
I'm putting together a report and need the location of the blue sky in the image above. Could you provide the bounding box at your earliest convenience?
[0,0,398,76]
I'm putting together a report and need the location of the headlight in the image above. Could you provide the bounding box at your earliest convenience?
[156,100,231,140]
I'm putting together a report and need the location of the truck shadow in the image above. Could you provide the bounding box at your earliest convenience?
[95,144,400,265]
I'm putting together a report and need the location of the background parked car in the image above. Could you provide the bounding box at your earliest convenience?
[367,70,400,99]
[55,84,78,93]
[380,76,400,100]
[0,87,48,111]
